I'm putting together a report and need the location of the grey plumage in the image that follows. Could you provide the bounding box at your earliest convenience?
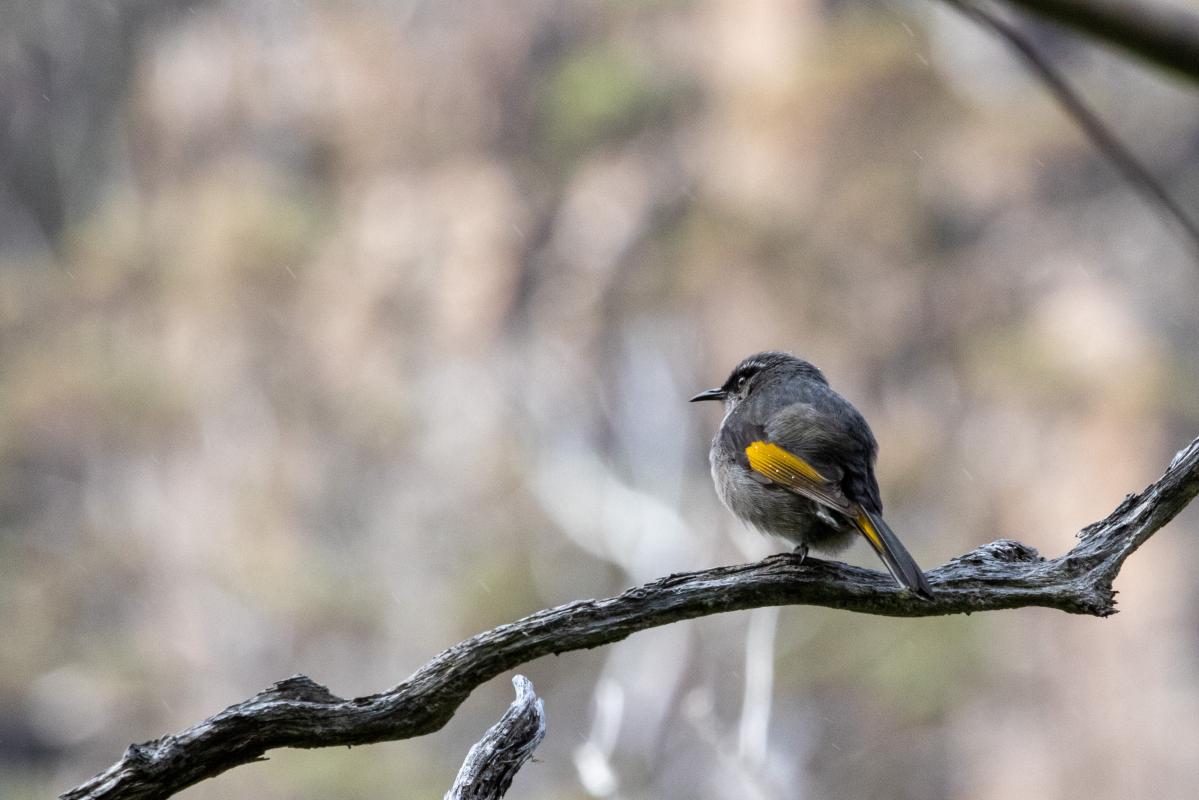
[692,351,933,598]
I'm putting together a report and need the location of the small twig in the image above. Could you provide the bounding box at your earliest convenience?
[445,676,546,800]
[947,0,1199,261]
[61,435,1199,800]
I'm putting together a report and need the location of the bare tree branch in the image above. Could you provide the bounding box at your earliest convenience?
[995,0,1199,81]
[445,675,546,800]
[61,434,1199,800]
[949,0,1199,261]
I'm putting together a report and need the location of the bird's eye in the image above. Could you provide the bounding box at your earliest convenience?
[736,375,748,391]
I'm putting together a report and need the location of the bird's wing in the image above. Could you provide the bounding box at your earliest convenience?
[737,428,926,593]
[764,398,881,509]
[754,401,933,598]
[742,440,854,514]
[720,413,854,515]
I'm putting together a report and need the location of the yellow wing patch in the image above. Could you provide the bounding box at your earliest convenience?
[744,440,827,484]
[744,440,855,514]
[853,509,885,554]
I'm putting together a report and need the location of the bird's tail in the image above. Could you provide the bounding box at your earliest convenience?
[853,508,934,600]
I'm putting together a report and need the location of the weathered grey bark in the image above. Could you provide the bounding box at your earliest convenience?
[61,435,1199,800]
[445,675,546,800]
[995,0,1199,81]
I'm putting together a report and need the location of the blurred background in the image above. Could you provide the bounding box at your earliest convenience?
[4,1,1199,798]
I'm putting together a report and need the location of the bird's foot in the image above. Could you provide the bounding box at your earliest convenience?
[792,543,808,564]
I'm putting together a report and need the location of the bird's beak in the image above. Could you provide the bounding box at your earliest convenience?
[689,387,726,403]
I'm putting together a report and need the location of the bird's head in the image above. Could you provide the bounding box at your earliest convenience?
[689,351,825,409]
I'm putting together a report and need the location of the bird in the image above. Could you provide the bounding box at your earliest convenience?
[691,351,933,599]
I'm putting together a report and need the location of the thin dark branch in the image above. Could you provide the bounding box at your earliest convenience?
[996,0,1199,81]
[948,0,1199,261]
[61,434,1199,800]
[445,675,546,800]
